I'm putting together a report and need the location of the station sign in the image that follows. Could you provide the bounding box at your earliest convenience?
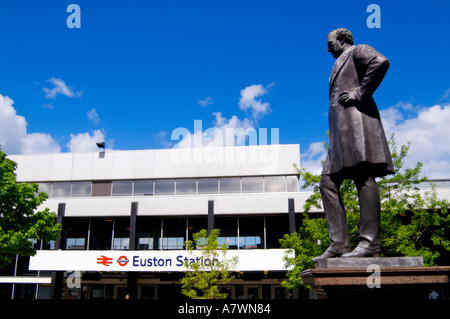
[29,249,293,272]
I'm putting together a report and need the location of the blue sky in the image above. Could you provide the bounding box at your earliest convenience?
[1,0,449,178]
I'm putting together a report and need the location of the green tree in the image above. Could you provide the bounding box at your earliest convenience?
[181,229,239,299]
[0,149,62,269]
[280,135,450,289]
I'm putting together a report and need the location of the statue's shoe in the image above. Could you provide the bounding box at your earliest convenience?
[311,249,347,263]
[341,246,380,258]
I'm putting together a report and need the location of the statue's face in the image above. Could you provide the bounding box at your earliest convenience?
[327,33,346,59]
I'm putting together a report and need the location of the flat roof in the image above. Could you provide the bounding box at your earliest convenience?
[8,144,300,182]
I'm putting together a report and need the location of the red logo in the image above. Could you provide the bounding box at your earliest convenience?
[97,255,113,267]
[117,256,129,266]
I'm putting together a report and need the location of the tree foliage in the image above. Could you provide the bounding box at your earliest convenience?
[0,149,62,269]
[280,134,450,289]
[181,229,239,299]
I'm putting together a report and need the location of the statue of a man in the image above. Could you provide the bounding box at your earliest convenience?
[312,28,394,261]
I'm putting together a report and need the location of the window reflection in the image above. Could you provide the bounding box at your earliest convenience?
[113,219,130,250]
[239,217,264,249]
[242,177,263,193]
[62,218,89,250]
[155,180,175,195]
[52,182,72,197]
[197,178,218,194]
[187,218,208,243]
[38,183,52,196]
[112,181,133,196]
[134,180,154,196]
[138,217,162,250]
[37,175,297,198]
[219,178,240,194]
[176,179,197,195]
[72,182,92,197]
[162,218,186,250]
[287,176,299,192]
[216,217,238,249]
[264,176,286,192]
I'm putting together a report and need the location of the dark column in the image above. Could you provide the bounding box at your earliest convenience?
[129,202,138,250]
[208,200,214,234]
[288,198,296,234]
[288,198,299,299]
[127,202,139,299]
[51,203,65,299]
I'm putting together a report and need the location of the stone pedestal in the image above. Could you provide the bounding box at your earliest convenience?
[300,257,450,299]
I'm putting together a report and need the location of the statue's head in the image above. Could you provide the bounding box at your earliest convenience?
[328,28,353,58]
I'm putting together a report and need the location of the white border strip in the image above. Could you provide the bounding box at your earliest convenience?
[0,276,52,284]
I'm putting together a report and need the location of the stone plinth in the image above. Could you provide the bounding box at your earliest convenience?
[315,256,424,269]
[300,257,450,299]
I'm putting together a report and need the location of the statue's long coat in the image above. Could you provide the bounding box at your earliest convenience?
[322,44,395,179]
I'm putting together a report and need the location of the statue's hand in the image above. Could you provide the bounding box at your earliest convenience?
[338,89,360,106]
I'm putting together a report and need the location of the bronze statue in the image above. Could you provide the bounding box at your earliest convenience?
[312,28,394,261]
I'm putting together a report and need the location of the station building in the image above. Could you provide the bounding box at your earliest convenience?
[4,144,450,300]
[1,144,315,300]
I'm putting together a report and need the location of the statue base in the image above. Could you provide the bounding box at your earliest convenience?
[300,257,450,299]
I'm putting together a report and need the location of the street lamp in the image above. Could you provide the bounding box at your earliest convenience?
[96,142,105,150]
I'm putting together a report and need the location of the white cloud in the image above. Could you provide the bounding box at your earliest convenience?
[173,112,256,149]
[0,95,27,154]
[170,84,274,149]
[238,84,271,119]
[21,133,61,154]
[300,103,450,179]
[87,108,100,124]
[67,130,106,152]
[197,97,213,107]
[0,94,61,154]
[300,142,327,176]
[381,103,450,178]
[43,77,82,99]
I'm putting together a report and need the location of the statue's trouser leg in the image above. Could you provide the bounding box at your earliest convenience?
[354,176,381,251]
[319,174,350,253]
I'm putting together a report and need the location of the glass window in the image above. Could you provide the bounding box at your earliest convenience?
[176,179,197,195]
[239,217,264,249]
[287,176,299,192]
[92,181,112,196]
[242,177,263,193]
[52,182,72,197]
[265,215,289,249]
[215,217,238,249]
[138,217,162,250]
[219,177,241,194]
[38,183,52,196]
[162,218,186,250]
[72,182,92,197]
[197,178,218,194]
[264,176,286,192]
[134,180,154,196]
[113,219,130,250]
[89,219,113,250]
[154,180,175,195]
[112,181,133,196]
[187,218,208,244]
[62,218,89,250]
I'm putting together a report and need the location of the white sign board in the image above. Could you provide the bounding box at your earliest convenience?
[29,249,293,272]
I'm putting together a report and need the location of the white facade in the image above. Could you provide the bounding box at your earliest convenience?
[9,144,309,217]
